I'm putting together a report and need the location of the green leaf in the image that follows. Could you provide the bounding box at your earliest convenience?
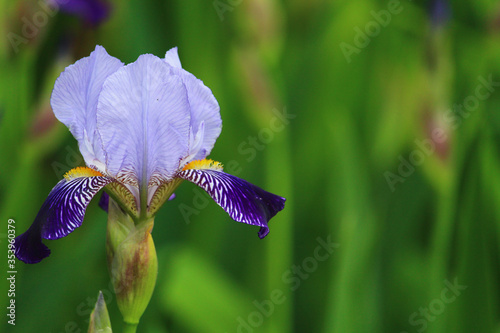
[158,246,255,333]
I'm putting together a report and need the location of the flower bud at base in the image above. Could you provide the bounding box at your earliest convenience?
[106,199,158,326]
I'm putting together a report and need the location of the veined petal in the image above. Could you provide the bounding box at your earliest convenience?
[148,178,183,216]
[14,168,112,263]
[180,121,205,166]
[177,164,286,238]
[51,45,123,171]
[97,54,191,188]
[164,48,222,163]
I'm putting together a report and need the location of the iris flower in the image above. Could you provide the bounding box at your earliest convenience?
[52,0,111,26]
[15,46,286,264]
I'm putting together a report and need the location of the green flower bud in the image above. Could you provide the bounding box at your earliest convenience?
[106,199,158,326]
[88,291,112,333]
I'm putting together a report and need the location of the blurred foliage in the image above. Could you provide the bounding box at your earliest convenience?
[1,0,500,332]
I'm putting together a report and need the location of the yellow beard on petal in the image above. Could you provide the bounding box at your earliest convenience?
[64,167,104,180]
[182,159,223,171]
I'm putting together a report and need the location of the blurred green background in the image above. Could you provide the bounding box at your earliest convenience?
[2,0,500,332]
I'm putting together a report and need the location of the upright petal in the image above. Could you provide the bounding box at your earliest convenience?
[164,47,182,68]
[164,48,222,162]
[14,168,112,263]
[50,45,123,172]
[97,54,191,188]
[177,167,286,238]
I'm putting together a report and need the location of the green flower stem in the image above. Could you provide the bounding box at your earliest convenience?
[123,322,138,333]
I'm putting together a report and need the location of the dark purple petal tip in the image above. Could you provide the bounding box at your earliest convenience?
[178,169,286,238]
[258,226,270,239]
[15,176,111,264]
[14,228,50,264]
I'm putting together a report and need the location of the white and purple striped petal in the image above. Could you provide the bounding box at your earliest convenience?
[177,168,286,238]
[164,48,222,163]
[51,45,123,172]
[15,174,111,263]
[97,54,191,189]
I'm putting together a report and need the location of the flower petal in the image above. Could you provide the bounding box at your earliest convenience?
[15,174,112,264]
[51,45,123,172]
[164,47,182,68]
[177,169,286,238]
[164,48,222,162]
[97,54,191,187]
[98,191,109,212]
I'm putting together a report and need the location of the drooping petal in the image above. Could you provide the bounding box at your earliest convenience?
[177,167,286,238]
[164,48,222,162]
[13,224,50,265]
[15,168,112,263]
[51,45,123,172]
[97,54,191,188]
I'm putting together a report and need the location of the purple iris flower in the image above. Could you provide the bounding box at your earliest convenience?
[15,46,286,264]
[429,0,450,28]
[53,0,110,26]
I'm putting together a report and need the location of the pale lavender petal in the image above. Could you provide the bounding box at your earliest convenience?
[164,48,222,162]
[50,45,123,171]
[14,175,112,263]
[177,169,286,238]
[97,54,191,187]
